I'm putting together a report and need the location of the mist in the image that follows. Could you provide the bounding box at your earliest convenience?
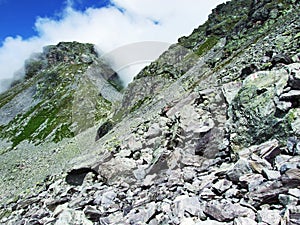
[0,0,227,93]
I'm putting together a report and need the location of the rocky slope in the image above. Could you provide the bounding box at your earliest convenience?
[1,0,300,224]
[0,41,123,206]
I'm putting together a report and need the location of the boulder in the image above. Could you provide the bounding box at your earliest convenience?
[227,159,252,183]
[204,200,255,222]
[257,208,281,225]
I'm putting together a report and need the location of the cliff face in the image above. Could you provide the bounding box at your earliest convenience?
[1,0,300,224]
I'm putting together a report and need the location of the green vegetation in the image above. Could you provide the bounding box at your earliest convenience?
[130,96,151,113]
[195,36,219,56]
[0,52,113,148]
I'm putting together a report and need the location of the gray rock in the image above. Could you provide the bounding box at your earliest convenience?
[0,86,40,126]
[200,188,217,200]
[204,200,255,222]
[291,109,300,136]
[239,173,264,191]
[212,179,232,194]
[288,188,300,198]
[278,156,300,174]
[101,190,117,208]
[250,139,280,163]
[234,217,257,225]
[227,159,252,183]
[182,167,196,182]
[286,137,300,155]
[167,169,183,186]
[275,155,294,171]
[280,90,300,101]
[97,157,136,184]
[249,154,272,174]
[287,206,300,225]
[143,174,157,187]
[222,81,242,104]
[174,195,202,218]
[228,69,289,151]
[224,187,240,199]
[125,202,157,224]
[281,168,300,187]
[275,99,292,112]
[278,194,298,206]
[195,220,231,225]
[55,209,93,225]
[262,169,281,180]
[145,123,162,139]
[83,206,102,222]
[257,208,281,225]
[133,167,146,180]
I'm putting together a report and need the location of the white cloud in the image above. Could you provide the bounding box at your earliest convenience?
[0,0,227,92]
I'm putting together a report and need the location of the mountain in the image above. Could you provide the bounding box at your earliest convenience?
[1,0,300,224]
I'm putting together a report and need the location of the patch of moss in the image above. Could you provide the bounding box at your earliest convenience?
[130,96,151,113]
[195,36,219,56]
[0,209,12,220]
[0,88,76,147]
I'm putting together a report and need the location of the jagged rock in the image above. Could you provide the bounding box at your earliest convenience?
[125,202,157,224]
[287,206,300,224]
[83,206,102,222]
[174,195,202,218]
[278,194,299,206]
[288,63,300,89]
[226,159,252,183]
[204,200,255,222]
[55,208,93,225]
[286,137,300,155]
[101,190,117,208]
[247,181,288,206]
[257,208,281,225]
[280,90,300,101]
[271,54,293,66]
[288,188,300,198]
[222,82,242,104]
[228,68,290,151]
[212,179,232,194]
[281,168,300,187]
[249,154,272,174]
[142,174,157,187]
[262,169,281,180]
[145,123,162,139]
[239,173,265,191]
[247,139,280,163]
[182,167,196,182]
[96,157,136,184]
[133,167,146,180]
[291,109,300,135]
[200,188,217,200]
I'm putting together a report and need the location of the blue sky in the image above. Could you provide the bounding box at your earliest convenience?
[0,0,110,43]
[0,0,227,92]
